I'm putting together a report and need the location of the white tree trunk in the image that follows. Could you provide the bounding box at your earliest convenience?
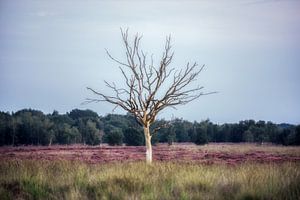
[144,125,152,164]
[48,137,52,146]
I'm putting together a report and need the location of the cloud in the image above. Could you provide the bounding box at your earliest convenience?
[242,0,293,5]
[31,11,56,17]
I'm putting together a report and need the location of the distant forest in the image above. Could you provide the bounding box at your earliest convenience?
[0,109,299,146]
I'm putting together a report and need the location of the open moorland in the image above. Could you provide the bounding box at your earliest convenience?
[1,143,300,164]
[1,143,300,200]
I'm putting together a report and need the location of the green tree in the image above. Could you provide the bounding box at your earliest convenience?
[243,130,254,142]
[85,120,101,145]
[172,119,190,142]
[69,109,99,120]
[167,127,176,145]
[295,125,300,145]
[9,116,19,145]
[105,128,123,146]
[0,112,13,145]
[124,127,144,146]
[55,123,80,144]
[194,122,208,145]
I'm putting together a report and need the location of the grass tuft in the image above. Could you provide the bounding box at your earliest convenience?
[0,160,299,199]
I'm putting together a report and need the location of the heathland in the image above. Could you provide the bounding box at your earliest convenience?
[0,143,300,200]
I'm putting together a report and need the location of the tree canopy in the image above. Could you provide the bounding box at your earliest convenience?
[0,109,299,146]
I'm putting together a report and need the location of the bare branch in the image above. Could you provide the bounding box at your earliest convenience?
[151,121,171,135]
[87,29,215,132]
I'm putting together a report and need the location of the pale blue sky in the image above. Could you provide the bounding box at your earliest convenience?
[0,0,299,124]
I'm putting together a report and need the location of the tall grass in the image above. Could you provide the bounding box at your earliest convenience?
[0,160,299,200]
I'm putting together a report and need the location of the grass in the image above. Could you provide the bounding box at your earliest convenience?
[165,143,300,156]
[202,143,300,156]
[0,160,299,200]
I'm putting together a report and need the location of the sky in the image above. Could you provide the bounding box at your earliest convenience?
[0,0,299,124]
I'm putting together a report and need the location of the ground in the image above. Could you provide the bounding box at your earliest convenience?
[1,143,300,199]
[1,143,300,164]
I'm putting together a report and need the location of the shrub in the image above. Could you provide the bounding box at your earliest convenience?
[105,129,123,146]
[124,127,144,146]
[194,126,208,145]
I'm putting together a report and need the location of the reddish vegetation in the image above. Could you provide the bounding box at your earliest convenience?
[1,144,300,165]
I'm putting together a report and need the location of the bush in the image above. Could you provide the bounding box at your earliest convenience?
[105,129,123,146]
[124,127,144,146]
[194,126,208,145]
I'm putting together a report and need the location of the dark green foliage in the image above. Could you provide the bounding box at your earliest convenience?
[55,123,81,144]
[68,109,98,120]
[151,119,172,144]
[171,119,192,142]
[105,129,123,146]
[167,130,176,145]
[78,119,101,145]
[194,121,208,145]
[102,114,132,131]
[0,109,299,146]
[295,125,300,145]
[124,127,144,146]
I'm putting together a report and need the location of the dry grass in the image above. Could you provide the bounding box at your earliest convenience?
[163,143,300,156]
[0,159,299,200]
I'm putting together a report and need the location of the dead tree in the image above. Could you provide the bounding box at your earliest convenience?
[86,29,213,164]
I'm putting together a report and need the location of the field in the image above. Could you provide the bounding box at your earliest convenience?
[1,143,300,164]
[0,143,300,199]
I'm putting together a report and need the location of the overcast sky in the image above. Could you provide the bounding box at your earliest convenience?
[0,0,299,124]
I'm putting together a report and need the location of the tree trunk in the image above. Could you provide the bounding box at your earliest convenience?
[143,125,152,164]
[48,137,53,146]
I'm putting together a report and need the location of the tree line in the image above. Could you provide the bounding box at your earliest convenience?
[0,109,299,146]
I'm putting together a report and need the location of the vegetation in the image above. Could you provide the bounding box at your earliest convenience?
[105,128,124,146]
[0,109,299,147]
[123,127,144,146]
[0,160,299,200]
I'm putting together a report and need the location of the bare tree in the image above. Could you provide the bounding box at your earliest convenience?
[86,29,214,164]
